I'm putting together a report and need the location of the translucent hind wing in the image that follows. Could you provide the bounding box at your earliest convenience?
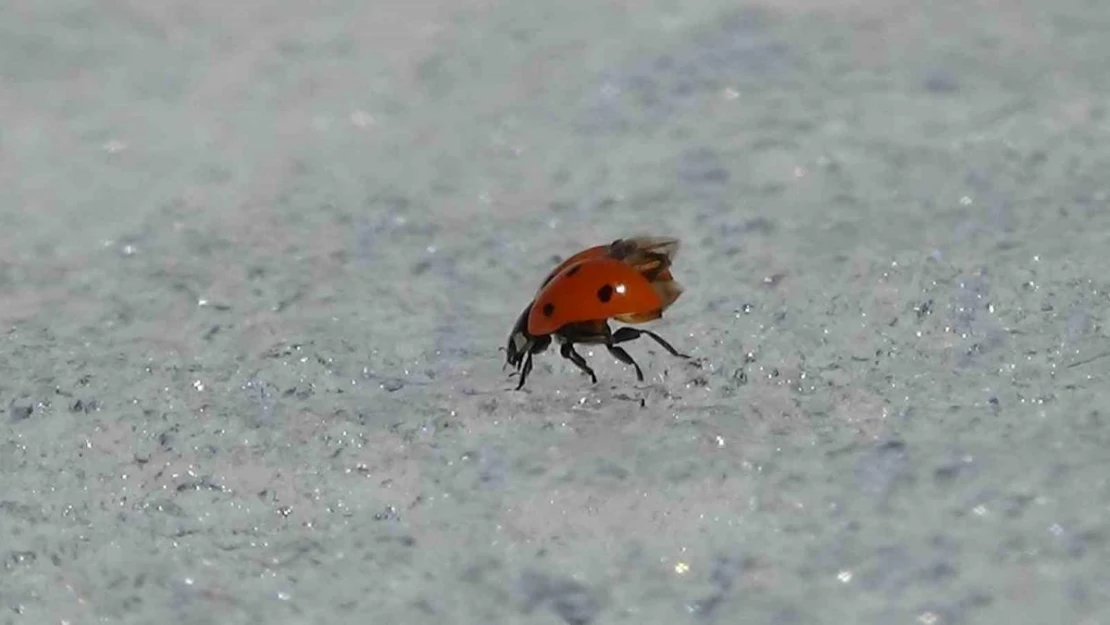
[613,309,663,324]
[653,278,684,311]
[611,236,680,263]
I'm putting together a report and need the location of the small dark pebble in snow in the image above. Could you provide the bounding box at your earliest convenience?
[923,70,959,93]
[69,399,98,414]
[934,464,962,483]
[518,571,601,625]
[687,595,724,619]
[9,402,33,422]
[381,379,404,392]
[688,555,749,619]
[374,506,400,522]
[855,438,910,498]
[7,551,36,568]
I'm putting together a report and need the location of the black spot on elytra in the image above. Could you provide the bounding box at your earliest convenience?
[597,284,613,303]
[565,265,580,277]
[542,302,555,317]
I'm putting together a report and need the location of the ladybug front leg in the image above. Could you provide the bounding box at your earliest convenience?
[516,351,533,390]
[559,342,598,384]
[513,334,552,389]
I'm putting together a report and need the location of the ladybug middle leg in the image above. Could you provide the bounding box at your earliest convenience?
[552,322,608,384]
[559,342,598,384]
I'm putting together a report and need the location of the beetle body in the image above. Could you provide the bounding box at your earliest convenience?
[505,236,687,389]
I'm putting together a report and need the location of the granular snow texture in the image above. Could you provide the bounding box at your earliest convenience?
[2,0,1109,623]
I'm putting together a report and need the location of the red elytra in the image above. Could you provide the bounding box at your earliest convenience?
[526,257,664,336]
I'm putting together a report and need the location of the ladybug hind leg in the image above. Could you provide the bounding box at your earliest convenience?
[605,343,644,382]
[611,327,690,359]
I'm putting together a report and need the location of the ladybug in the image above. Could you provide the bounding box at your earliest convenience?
[505,236,688,389]
[505,236,680,371]
[504,236,679,367]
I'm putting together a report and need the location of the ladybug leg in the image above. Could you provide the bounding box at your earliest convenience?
[559,342,598,384]
[606,344,644,382]
[506,338,530,372]
[513,339,533,372]
[514,335,551,389]
[516,351,534,390]
[601,324,644,382]
[611,327,690,359]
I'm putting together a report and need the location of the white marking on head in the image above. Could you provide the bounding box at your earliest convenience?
[512,333,529,351]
